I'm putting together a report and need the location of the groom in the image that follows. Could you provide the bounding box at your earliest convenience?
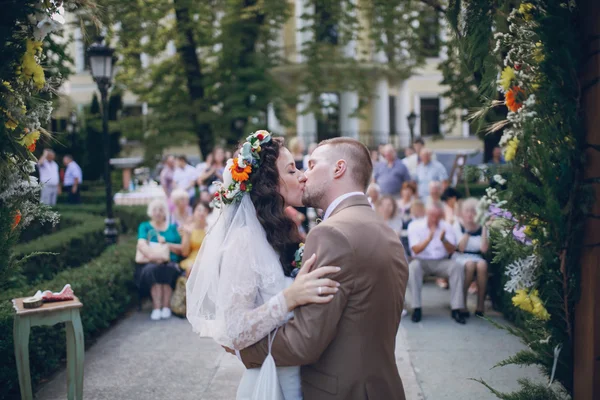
[238,138,409,399]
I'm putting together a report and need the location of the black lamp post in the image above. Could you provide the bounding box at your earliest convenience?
[407,111,418,147]
[88,37,118,244]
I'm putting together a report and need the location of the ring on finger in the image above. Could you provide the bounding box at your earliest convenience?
[318,286,322,295]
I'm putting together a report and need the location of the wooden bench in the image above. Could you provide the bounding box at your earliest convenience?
[12,296,84,400]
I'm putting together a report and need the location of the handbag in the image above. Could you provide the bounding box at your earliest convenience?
[170,276,187,317]
[135,229,170,264]
[251,328,285,400]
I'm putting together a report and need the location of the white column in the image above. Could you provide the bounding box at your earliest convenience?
[268,103,285,135]
[462,109,470,137]
[395,80,410,147]
[342,0,357,59]
[297,94,317,144]
[295,0,313,63]
[371,78,390,145]
[340,91,359,139]
[74,27,84,73]
[140,36,150,69]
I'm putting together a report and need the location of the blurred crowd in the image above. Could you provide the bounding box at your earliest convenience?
[134,138,495,324]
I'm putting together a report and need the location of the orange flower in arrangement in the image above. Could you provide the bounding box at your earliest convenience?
[12,210,21,230]
[230,158,252,182]
[27,141,37,152]
[506,86,526,112]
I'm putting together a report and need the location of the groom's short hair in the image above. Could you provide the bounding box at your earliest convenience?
[318,137,373,191]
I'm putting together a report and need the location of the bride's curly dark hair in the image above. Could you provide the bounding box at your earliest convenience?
[248,137,301,277]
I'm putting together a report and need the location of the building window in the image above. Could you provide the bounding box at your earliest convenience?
[317,92,340,141]
[420,98,440,136]
[389,96,397,136]
[418,10,440,58]
[314,3,338,45]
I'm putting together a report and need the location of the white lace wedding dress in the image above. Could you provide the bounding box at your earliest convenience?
[186,195,302,399]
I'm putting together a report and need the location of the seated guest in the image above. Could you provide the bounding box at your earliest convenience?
[441,187,463,225]
[425,180,443,206]
[410,199,426,221]
[180,202,210,277]
[452,198,489,317]
[366,183,381,208]
[407,201,466,324]
[170,188,192,227]
[136,200,183,321]
[377,195,404,235]
[397,181,417,228]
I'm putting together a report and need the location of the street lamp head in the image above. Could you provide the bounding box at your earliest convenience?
[88,37,116,86]
[407,111,418,131]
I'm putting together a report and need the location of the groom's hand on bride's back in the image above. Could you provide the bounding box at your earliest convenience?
[282,253,341,312]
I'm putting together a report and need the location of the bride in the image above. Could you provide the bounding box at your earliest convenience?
[186,130,340,399]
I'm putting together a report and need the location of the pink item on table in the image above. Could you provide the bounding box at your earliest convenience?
[41,284,75,302]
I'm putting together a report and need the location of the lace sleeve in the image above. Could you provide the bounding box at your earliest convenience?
[216,229,290,350]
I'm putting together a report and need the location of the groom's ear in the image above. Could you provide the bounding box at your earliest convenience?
[333,159,347,179]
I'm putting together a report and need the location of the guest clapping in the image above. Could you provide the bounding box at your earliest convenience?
[453,198,489,317]
[136,200,183,321]
[407,201,466,324]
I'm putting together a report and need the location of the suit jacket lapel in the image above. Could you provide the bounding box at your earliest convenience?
[328,194,371,219]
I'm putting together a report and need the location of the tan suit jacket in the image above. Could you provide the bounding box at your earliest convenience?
[240,194,409,399]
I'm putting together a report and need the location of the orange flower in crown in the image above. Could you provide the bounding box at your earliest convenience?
[505,86,526,112]
[12,210,21,230]
[230,158,252,182]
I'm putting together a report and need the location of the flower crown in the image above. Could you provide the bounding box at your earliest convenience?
[212,130,272,207]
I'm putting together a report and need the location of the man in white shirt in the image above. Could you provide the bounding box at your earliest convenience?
[173,155,198,204]
[38,149,60,205]
[407,200,466,324]
[63,155,83,204]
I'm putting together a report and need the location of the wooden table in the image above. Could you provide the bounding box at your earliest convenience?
[12,296,84,400]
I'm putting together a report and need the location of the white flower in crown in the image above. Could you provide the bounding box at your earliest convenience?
[223,159,234,188]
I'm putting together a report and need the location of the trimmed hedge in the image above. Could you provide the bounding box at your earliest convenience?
[53,204,147,235]
[12,213,107,287]
[0,237,138,400]
[18,216,79,244]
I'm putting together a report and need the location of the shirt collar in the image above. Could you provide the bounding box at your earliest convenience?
[323,192,365,220]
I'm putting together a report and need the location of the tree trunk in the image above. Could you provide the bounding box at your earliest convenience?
[173,0,213,159]
[574,0,600,398]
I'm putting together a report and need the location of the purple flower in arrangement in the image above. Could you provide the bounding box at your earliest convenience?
[512,224,532,245]
[489,204,513,220]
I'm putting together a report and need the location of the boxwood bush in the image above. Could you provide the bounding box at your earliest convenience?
[0,237,138,400]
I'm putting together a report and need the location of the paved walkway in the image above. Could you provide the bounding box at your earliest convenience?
[36,283,544,400]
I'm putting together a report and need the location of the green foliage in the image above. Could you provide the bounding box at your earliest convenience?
[11,212,106,287]
[472,378,569,400]
[0,237,138,400]
[454,1,588,397]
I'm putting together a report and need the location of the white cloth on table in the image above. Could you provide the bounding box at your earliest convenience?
[64,161,82,186]
[407,218,457,260]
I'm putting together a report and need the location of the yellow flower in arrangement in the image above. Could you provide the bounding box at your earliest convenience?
[512,289,551,321]
[2,81,14,93]
[504,137,520,162]
[533,42,545,63]
[18,39,46,89]
[2,108,18,130]
[19,130,41,152]
[523,218,540,236]
[519,3,535,21]
[499,66,516,91]
[512,289,533,312]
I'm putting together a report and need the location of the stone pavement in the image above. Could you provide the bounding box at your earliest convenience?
[35,283,544,400]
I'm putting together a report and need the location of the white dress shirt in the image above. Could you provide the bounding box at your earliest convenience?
[173,164,198,197]
[39,160,60,185]
[64,161,83,186]
[323,192,365,220]
[407,218,457,260]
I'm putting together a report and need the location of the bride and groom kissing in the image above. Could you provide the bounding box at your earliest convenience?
[186,131,409,400]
